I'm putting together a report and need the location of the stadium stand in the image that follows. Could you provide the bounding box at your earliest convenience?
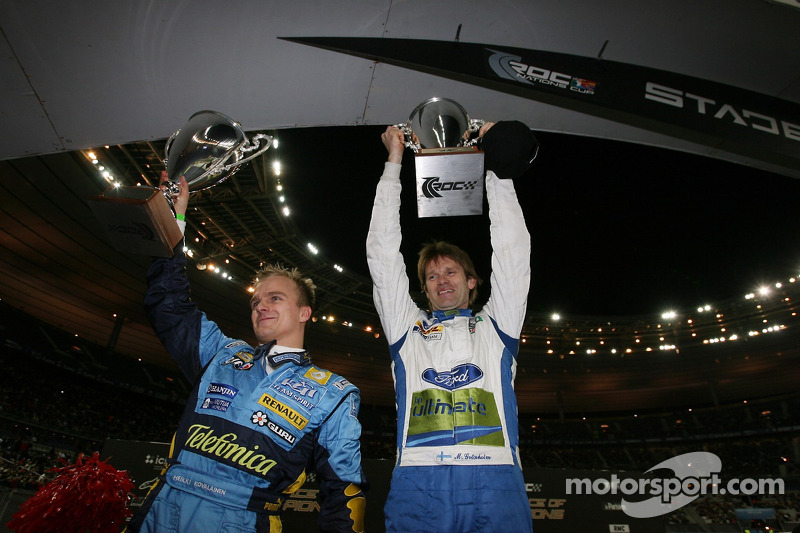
[1,297,799,531]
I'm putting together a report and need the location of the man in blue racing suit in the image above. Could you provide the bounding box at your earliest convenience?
[367,121,538,532]
[127,174,366,532]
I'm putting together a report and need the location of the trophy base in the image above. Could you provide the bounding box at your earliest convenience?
[415,148,485,218]
[88,186,183,257]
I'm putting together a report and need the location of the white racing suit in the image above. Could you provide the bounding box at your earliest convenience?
[367,162,532,532]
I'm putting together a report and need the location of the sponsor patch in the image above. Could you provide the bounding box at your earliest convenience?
[407,387,503,447]
[270,377,320,411]
[201,397,231,413]
[268,351,309,366]
[303,366,331,385]
[422,363,484,390]
[222,351,255,370]
[468,315,482,334]
[332,378,351,391]
[278,377,317,398]
[225,340,249,349]
[207,382,238,398]
[184,424,277,477]
[349,394,358,417]
[412,319,443,341]
[266,420,296,445]
[258,394,308,430]
[252,410,269,426]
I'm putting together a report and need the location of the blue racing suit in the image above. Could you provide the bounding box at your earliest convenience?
[127,248,366,532]
[366,124,533,532]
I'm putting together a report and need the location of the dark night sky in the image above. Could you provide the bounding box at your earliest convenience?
[277,125,800,318]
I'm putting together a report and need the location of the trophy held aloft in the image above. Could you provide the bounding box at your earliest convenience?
[89,111,272,257]
[396,98,486,218]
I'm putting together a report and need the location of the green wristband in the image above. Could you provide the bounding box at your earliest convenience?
[175,213,186,221]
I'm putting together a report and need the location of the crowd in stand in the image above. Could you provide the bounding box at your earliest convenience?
[0,430,71,491]
[0,347,183,490]
[2,302,800,529]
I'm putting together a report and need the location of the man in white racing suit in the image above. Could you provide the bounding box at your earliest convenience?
[367,121,538,532]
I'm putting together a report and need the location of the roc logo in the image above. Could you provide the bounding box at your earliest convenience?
[487,48,597,96]
[258,394,308,430]
[412,320,443,341]
[421,176,477,198]
[303,367,331,385]
[107,222,155,241]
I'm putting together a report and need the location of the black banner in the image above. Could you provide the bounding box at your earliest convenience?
[282,36,800,174]
[101,439,171,512]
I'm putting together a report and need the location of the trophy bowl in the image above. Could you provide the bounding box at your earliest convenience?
[398,97,484,152]
[164,110,272,192]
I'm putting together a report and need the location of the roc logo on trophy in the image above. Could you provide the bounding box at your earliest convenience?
[396,98,486,218]
[89,111,272,257]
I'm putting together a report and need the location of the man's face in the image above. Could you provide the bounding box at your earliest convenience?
[423,256,476,311]
[250,275,310,346]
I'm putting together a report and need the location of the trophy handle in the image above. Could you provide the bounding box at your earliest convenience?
[462,119,487,147]
[228,133,273,167]
[394,122,422,153]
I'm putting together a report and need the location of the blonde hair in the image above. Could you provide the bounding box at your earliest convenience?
[252,264,316,309]
[417,241,482,305]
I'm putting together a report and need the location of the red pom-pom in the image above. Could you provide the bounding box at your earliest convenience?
[7,452,135,533]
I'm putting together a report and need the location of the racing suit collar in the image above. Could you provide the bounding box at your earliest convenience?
[254,340,312,372]
[430,308,473,321]
[253,340,277,361]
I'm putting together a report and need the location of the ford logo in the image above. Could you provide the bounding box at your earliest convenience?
[421,363,483,390]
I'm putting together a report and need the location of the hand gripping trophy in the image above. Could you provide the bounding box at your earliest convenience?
[90,111,272,256]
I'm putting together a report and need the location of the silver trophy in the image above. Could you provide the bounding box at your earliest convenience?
[162,110,272,197]
[396,97,485,153]
[396,98,486,217]
[90,111,272,257]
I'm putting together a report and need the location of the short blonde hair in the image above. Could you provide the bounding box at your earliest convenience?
[417,241,482,305]
[253,264,316,309]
